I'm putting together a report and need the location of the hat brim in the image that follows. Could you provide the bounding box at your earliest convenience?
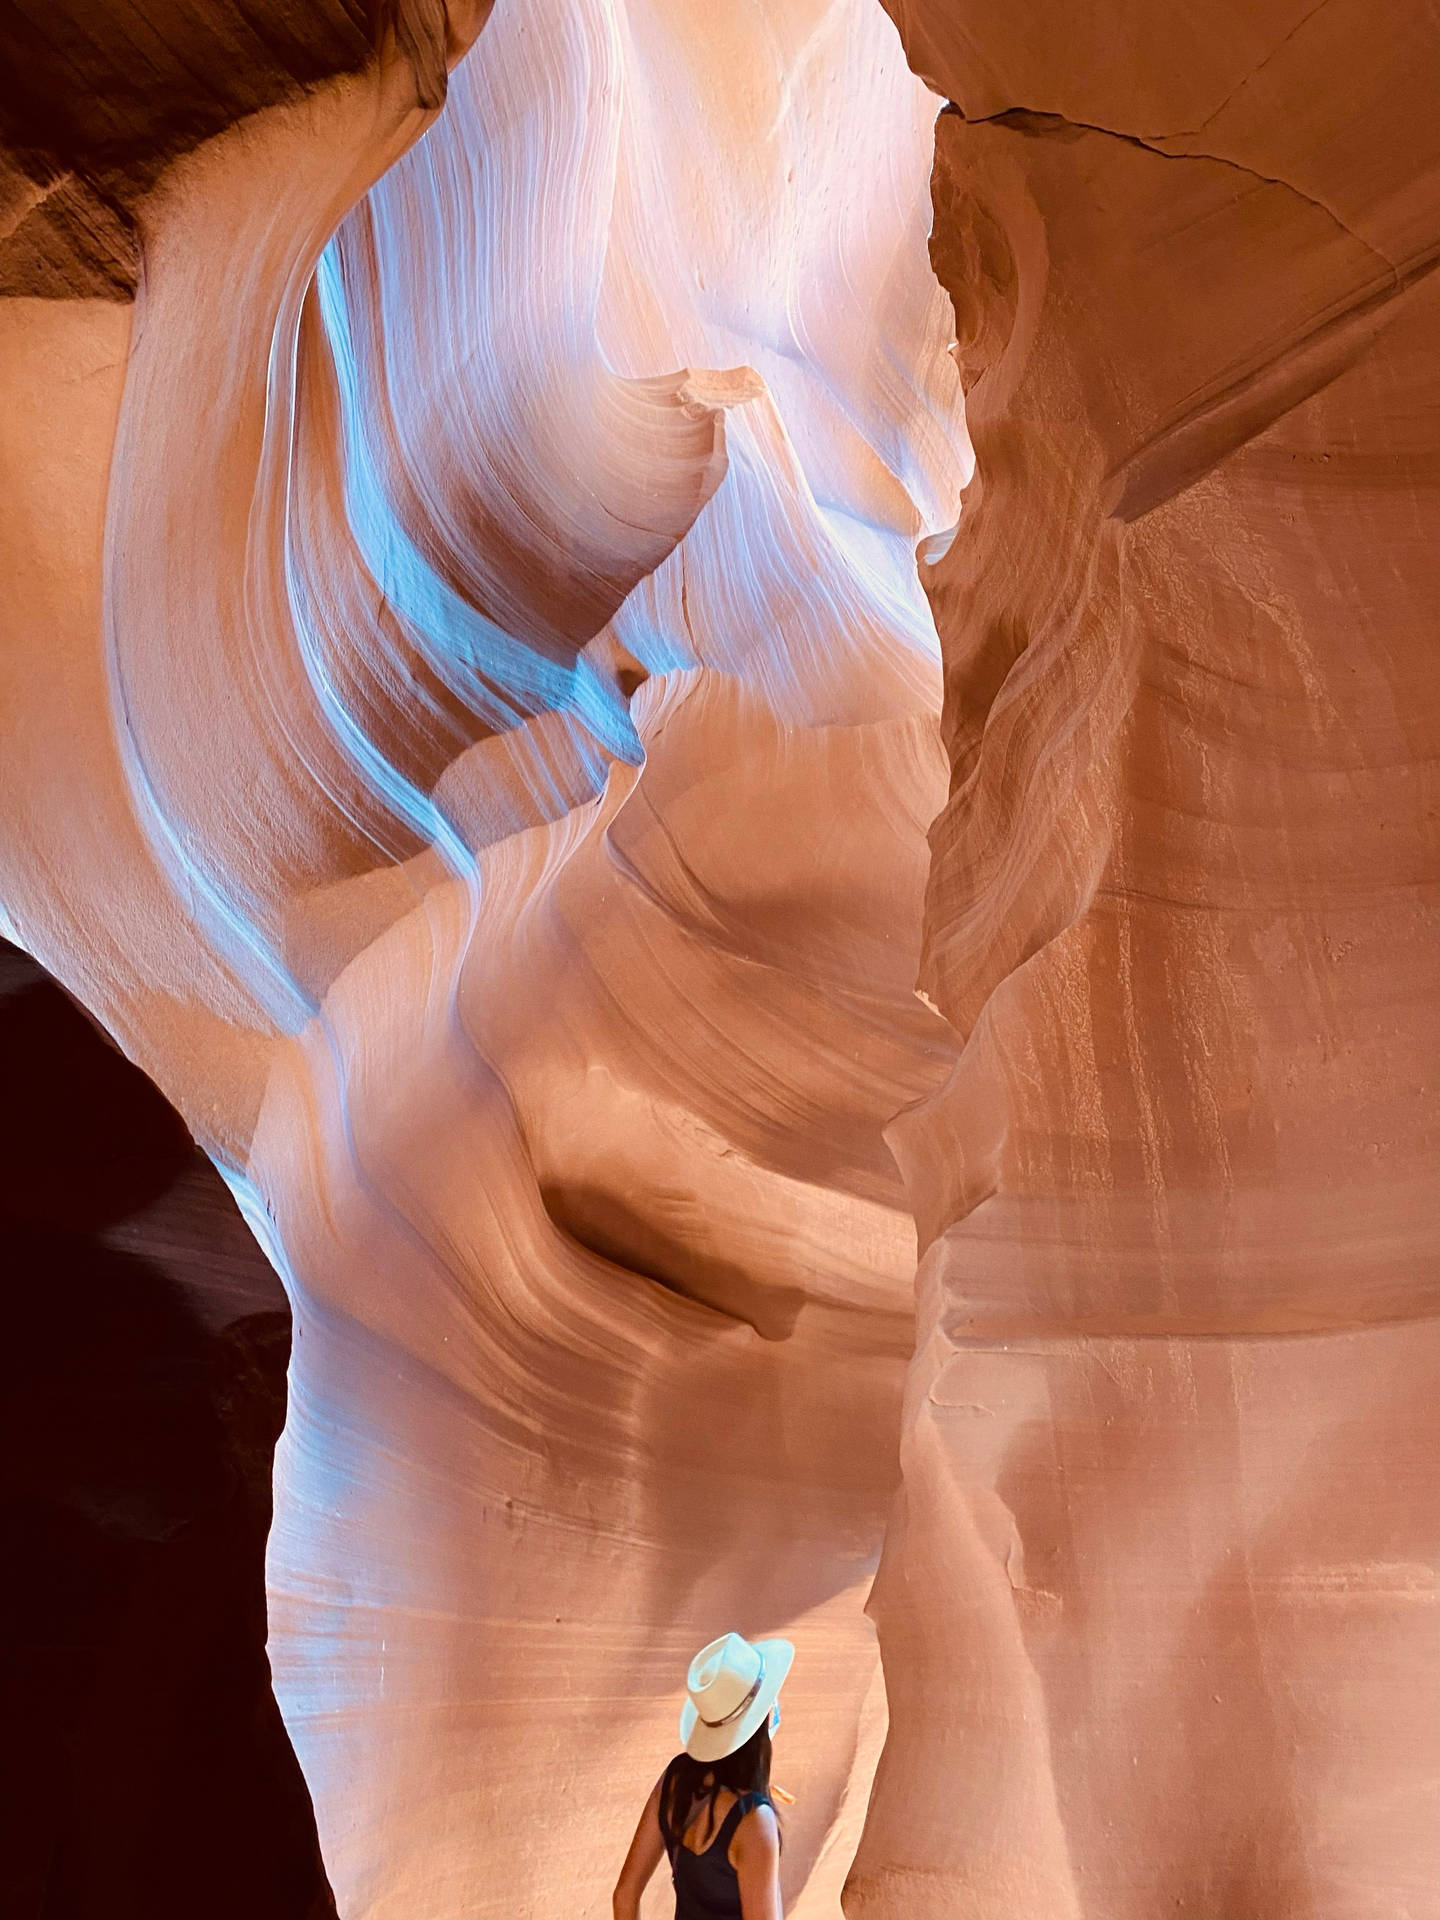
[679,1637,794,1762]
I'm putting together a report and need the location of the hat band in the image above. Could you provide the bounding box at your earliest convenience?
[696,1662,765,1730]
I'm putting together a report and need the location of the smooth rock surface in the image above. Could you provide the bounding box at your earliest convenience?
[853,4,1440,1914]
[0,1,967,1913]
[4,0,1435,1913]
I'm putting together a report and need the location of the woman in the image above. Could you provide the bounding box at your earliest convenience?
[613,1631,792,1920]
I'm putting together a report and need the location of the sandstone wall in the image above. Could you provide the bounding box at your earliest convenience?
[0,3,968,1913]
[855,5,1440,1913]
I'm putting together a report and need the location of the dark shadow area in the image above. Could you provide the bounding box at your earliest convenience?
[0,940,336,1920]
[0,0,375,298]
[540,1180,806,1342]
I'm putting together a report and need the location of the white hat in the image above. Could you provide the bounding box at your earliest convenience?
[679,1631,794,1762]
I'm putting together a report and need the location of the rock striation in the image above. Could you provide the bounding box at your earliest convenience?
[3,0,1437,1914]
[1,1,968,1914]
[854,3,1440,1915]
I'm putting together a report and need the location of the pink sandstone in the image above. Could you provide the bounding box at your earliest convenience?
[0,0,1436,1915]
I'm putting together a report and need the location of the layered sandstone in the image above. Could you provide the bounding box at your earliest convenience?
[2,0,1436,1914]
[0,2,967,1914]
[854,4,1440,1915]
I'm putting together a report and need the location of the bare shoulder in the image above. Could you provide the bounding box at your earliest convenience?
[730,1799,781,1858]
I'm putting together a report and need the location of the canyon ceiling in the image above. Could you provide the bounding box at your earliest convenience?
[2,0,1437,1916]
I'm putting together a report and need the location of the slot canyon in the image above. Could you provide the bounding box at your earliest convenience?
[1,0,1436,1916]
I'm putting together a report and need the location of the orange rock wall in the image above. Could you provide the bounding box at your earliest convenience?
[3,0,1438,1914]
[1,2,968,1914]
[855,5,1440,1914]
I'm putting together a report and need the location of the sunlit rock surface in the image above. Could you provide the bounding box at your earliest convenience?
[0,1,967,1914]
[851,4,1440,1916]
[5,0,1436,1912]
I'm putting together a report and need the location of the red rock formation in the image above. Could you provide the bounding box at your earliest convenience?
[0,1,968,1913]
[6,0,1436,1911]
[854,4,1440,1914]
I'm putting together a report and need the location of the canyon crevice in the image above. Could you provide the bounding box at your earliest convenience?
[1,1,1436,1916]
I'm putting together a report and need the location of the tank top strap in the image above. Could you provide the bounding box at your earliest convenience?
[657,1756,683,1857]
[716,1788,771,1847]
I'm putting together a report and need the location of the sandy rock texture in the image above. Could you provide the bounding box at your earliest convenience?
[0,1,969,1915]
[852,3,1440,1915]
[5,0,1436,1912]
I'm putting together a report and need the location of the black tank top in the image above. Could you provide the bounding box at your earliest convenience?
[658,1757,774,1920]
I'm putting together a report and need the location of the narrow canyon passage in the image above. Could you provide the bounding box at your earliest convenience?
[1,0,1437,1916]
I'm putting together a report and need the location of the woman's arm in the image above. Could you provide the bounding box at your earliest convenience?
[613,1774,667,1920]
[732,1803,783,1920]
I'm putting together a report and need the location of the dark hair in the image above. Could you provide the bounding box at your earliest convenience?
[660,1722,773,1854]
